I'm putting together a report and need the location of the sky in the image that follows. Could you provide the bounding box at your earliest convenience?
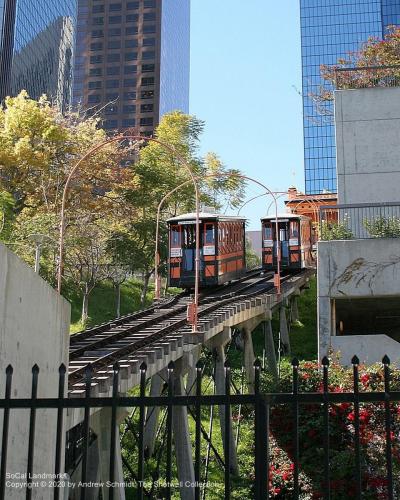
[189,0,304,229]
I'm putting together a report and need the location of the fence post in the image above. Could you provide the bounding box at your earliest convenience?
[254,359,268,499]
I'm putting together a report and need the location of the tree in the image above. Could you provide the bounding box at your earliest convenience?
[313,26,400,107]
[63,216,112,325]
[245,238,261,269]
[0,191,15,241]
[114,112,246,301]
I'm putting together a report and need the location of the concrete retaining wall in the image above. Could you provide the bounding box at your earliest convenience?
[0,243,70,500]
[335,87,400,204]
[318,238,400,360]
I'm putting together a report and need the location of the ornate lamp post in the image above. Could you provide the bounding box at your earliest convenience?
[57,132,201,331]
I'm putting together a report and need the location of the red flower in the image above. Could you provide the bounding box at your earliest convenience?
[347,412,355,421]
[361,373,370,385]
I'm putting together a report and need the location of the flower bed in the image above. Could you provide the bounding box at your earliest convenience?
[263,360,400,499]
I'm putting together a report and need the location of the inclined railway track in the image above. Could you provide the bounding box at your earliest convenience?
[68,270,293,389]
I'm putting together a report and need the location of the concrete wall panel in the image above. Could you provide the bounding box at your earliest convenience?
[0,243,70,499]
[335,87,400,204]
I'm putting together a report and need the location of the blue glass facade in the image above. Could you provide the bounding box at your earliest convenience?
[300,0,400,194]
[159,0,190,116]
[0,0,76,110]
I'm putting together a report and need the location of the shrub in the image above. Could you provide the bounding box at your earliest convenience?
[364,216,400,238]
[262,360,400,499]
[320,219,353,241]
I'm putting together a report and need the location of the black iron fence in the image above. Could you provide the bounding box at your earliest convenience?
[0,357,399,499]
[335,65,400,90]
[320,202,400,240]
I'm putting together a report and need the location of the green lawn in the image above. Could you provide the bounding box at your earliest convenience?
[66,279,154,334]
[228,276,318,369]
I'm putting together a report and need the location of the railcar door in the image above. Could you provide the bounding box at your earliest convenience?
[276,222,290,267]
[181,223,204,280]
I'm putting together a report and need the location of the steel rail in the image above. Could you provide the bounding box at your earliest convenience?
[68,273,298,386]
[69,269,270,361]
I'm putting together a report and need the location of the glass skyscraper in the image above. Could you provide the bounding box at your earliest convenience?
[73,0,190,135]
[300,0,400,194]
[0,0,76,111]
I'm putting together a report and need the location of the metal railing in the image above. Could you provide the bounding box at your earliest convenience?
[320,202,400,240]
[0,357,399,499]
[335,65,400,90]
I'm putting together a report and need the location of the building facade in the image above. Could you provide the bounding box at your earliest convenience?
[0,0,76,110]
[300,0,400,194]
[73,0,190,136]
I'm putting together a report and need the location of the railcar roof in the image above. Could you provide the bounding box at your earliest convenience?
[167,212,246,223]
[261,213,311,221]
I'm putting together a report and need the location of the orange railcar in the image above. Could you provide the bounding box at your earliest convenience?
[261,214,314,272]
[167,212,246,288]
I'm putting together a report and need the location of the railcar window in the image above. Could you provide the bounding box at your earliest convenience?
[171,226,180,246]
[290,221,299,238]
[205,224,215,244]
[264,226,272,239]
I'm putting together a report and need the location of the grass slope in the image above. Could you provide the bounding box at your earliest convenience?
[66,279,153,333]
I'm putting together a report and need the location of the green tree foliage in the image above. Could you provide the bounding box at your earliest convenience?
[312,26,400,112]
[364,216,400,238]
[245,237,261,269]
[0,96,245,320]
[0,190,15,241]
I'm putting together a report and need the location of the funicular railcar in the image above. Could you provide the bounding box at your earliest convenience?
[167,212,246,288]
[261,214,313,272]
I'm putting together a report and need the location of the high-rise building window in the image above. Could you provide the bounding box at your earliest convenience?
[105,105,118,114]
[126,14,139,23]
[144,0,156,7]
[109,3,122,12]
[141,103,153,112]
[123,104,136,113]
[109,28,121,37]
[92,17,104,25]
[90,55,103,64]
[143,38,155,46]
[92,5,104,14]
[90,42,103,51]
[107,67,120,76]
[124,65,137,74]
[108,40,121,49]
[106,79,119,88]
[88,94,101,104]
[109,16,122,24]
[91,30,104,38]
[143,12,156,22]
[125,39,138,48]
[89,68,102,76]
[126,27,138,36]
[124,78,137,87]
[127,1,140,9]
[104,119,118,129]
[142,64,155,73]
[143,25,155,34]
[141,90,154,99]
[89,81,102,89]
[124,91,136,100]
[140,117,153,126]
[106,93,119,101]
[107,53,120,62]
[141,77,154,86]
[122,118,135,127]
[125,53,138,61]
[142,51,155,60]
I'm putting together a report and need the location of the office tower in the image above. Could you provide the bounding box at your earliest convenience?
[300,1,400,194]
[0,0,77,111]
[73,0,190,136]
